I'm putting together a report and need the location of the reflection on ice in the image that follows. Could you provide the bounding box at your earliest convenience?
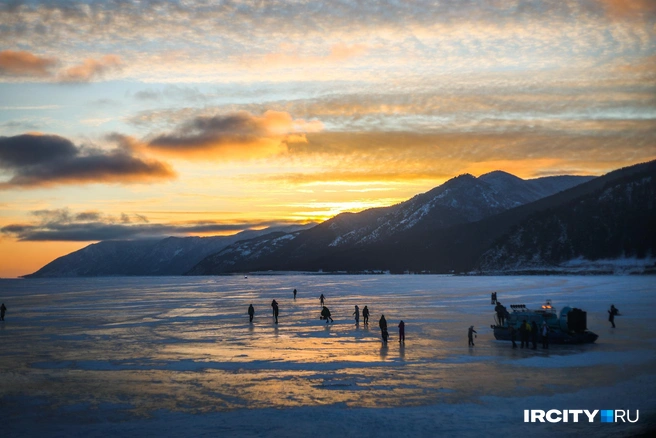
[0,275,655,434]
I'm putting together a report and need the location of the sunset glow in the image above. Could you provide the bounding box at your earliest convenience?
[1,0,655,277]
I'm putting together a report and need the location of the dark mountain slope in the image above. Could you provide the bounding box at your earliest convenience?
[477,165,656,271]
[187,172,594,274]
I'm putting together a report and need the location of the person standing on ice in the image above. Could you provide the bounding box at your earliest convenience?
[248,304,255,323]
[320,294,325,306]
[608,304,619,328]
[0,303,6,321]
[468,325,477,347]
[353,305,360,324]
[531,321,538,349]
[519,319,529,348]
[541,321,549,349]
[379,315,388,343]
[321,306,333,323]
[495,302,506,326]
[398,320,405,343]
[273,301,279,324]
[293,289,297,300]
[271,299,278,316]
[362,306,370,325]
[509,325,517,348]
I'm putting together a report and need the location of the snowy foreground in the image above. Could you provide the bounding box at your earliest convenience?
[0,275,654,437]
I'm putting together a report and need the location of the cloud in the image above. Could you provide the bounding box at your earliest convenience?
[57,55,122,83]
[6,0,653,84]
[0,50,57,77]
[0,133,176,189]
[0,208,298,241]
[277,129,656,181]
[132,86,211,102]
[596,0,656,20]
[147,110,323,159]
[0,50,123,82]
[134,89,161,101]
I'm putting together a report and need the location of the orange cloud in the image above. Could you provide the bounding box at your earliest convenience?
[280,130,656,181]
[58,55,123,83]
[0,50,57,77]
[255,42,369,68]
[328,43,368,61]
[596,0,656,20]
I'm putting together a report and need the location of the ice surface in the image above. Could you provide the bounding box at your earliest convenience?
[0,275,654,437]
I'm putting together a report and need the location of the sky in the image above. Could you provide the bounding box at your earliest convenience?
[0,0,655,278]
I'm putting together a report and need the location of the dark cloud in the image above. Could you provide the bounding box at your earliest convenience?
[75,211,102,221]
[149,113,267,150]
[145,110,320,159]
[0,133,175,189]
[0,50,57,77]
[0,134,77,166]
[0,208,296,241]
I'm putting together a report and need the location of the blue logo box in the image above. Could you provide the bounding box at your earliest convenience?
[601,410,614,423]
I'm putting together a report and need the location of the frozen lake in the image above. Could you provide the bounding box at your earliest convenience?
[0,275,654,437]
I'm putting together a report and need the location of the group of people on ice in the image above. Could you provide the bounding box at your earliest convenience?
[246,289,622,348]
[506,320,550,349]
[247,290,406,344]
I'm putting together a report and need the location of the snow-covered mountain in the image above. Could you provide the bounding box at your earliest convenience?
[187,172,594,275]
[26,224,316,277]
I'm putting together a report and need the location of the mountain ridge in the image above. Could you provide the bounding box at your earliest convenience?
[186,171,597,275]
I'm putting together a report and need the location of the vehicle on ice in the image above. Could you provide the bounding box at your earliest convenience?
[492,300,598,344]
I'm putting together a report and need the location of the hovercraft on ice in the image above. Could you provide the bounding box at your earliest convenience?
[491,299,598,344]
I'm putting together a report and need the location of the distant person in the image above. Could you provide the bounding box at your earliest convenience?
[293,289,297,300]
[271,299,278,317]
[379,314,389,343]
[468,325,477,347]
[362,306,370,325]
[320,294,325,306]
[509,325,517,348]
[541,321,549,349]
[353,305,360,324]
[531,321,538,349]
[379,314,387,332]
[495,302,506,326]
[491,292,497,305]
[273,301,279,324]
[519,319,529,348]
[608,305,619,328]
[398,320,405,343]
[321,306,333,323]
[248,304,254,323]
[0,303,5,321]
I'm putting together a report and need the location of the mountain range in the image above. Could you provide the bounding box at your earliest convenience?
[186,171,598,275]
[28,160,656,277]
[26,224,316,277]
